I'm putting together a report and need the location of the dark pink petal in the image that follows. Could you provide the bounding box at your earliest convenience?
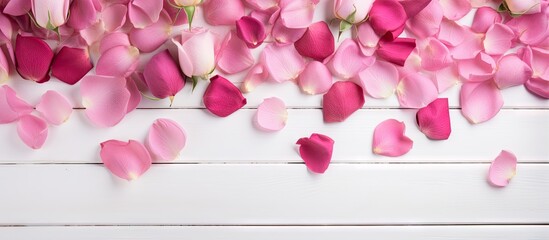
[203,0,245,26]
[15,34,53,83]
[405,0,443,38]
[261,44,306,82]
[460,81,503,124]
[322,81,365,123]
[525,78,549,99]
[369,0,407,36]
[483,23,515,56]
[326,39,374,79]
[35,90,72,125]
[279,0,319,29]
[217,31,255,75]
[17,114,48,149]
[439,0,471,20]
[296,133,334,174]
[298,61,333,95]
[100,140,152,181]
[471,7,502,33]
[398,0,431,18]
[494,54,532,89]
[143,50,185,101]
[457,52,496,82]
[80,75,131,127]
[488,150,517,187]
[255,97,288,132]
[203,75,247,117]
[66,0,97,30]
[396,70,438,108]
[0,85,33,124]
[372,119,413,157]
[294,21,334,61]
[236,16,266,49]
[416,98,451,140]
[146,118,187,162]
[51,47,93,85]
[96,45,140,77]
[129,10,172,53]
[377,38,416,66]
[357,60,399,99]
[241,62,269,93]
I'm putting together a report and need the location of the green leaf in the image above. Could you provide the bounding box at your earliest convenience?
[183,6,196,29]
[497,2,509,12]
[338,20,352,41]
[190,76,199,92]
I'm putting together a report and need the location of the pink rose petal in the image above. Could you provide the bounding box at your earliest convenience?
[96,45,140,77]
[261,44,305,82]
[236,16,267,49]
[460,81,503,124]
[296,133,334,174]
[483,23,515,56]
[405,0,443,38]
[457,52,496,82]
[279,0,319,29]
[432,65,461,93]
[100,139,152,181]
[494,54,532,89]
[396,70,438,108]
[129,10,172,53]
[80,75,131,127]
[488,150,517,187]
[271,17,307,45]
[128,0,163,28]
[102,4,127,32]
[398,0,431,18]
[203,0,245,25]
[294,21,334,61]
[99,32,131,55]
[51,46,93,85]
[143,49,185,101]
[203,75,247,117]
[416,98,451,140]
[525,78,549,99]
[125,77,142,114]
[66,0,97,30]
[369,0,407,36]
[255,97,288,132]
[372,119,413,157]
[322,81,365,123]
[356,22,380,56]
[417,37,453,71]
[357,60,399,99]
[437,18,468,47]
[471,7,502,33]
[15,34,53,83]
[439,0,471,20]
[3,0,32,16]
[297,61,333,95]
[505,7,548,45]
[218,31,255,75]
[518,46,549,80]
[241,63,269,93]
[376,38,416,66]
[17,114,48,149]
[146,118,187,162]
[326,39,374,79]
[36,90,72,125]
[0,85,33,124]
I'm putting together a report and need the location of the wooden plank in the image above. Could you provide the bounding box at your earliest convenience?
[0,164,547,225]
[1,226,548,240]
[0,109,546,163]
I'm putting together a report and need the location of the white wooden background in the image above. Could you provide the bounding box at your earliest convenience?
[1,1,548,239]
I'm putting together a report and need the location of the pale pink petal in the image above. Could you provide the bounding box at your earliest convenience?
[416,98,451,140]
[460,81,503,124]
[128,0,163,28]
[241,62,269,93]
[457,52,496,82]
[326,39,374,79]
[143,49,185,100]
[294,21,334,61]
[450,29,484,59]
[518,46,549,80]
[218,31,255,75]
[279,0,319,29]
[203,0,245,26]
[471,7,502,33]
[417,37,453,71]
[236,16,267,49]
[525,77,549,98]
[298,61,332,95]
[35,90,72,125]
[80,75,131,127]
[3,0,31,16]
[261,44,305,82]
[203,75,247,117]
[17,114,48,149]
[369,0,407,36]
[405,0,443,38]
[271,17,306,45]
[255,97,288,132]
[432,65,461,93]
[79,20,106,46]
[484,23,515,56]
[125,77,141,113]
[245,0,278,11]
[102,4,127,32]
[99,32,130,55]
[67,0,97,30]
[505,8,548,45]
[296,133,334,174]
[494,54,532,89]
[0,85,33,124]
[96,45,140,77]
[51,47,93,85]
[488,150,517,187]
[377,38,416,66]
[356,22,380,56]
[129,10,172,53]
[322,81,365,123]
[357,60,398,99]
[437,18,468,47]
[146,118,186,161]
[100,140,152,181]
[439,0,471,20]
[15,34,53,83]
[372,119,413,157]
[396,70,438,108]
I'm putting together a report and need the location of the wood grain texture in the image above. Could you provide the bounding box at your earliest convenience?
[0,164,547,225]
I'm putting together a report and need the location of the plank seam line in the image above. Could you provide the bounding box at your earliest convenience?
[1,223,548,227]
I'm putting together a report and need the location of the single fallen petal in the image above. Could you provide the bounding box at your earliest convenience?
[525,77,549,99]
[326,39,374,79]
[377,38,416,66]
[432,65,461,93]
[457,52,496,82]
[203,0,245,26]
[102,3,127,32]
[236,16,267,49]
[398,0,431,18]
[203,75,247,117]
[66,0,97,30]
[271,17,307,45]
[460,81,503,124]
[296,133,334,174]
[100,139,152,181]
[439,0,471,20]
[15,34,53,83]
[128,0,163,28]
[357,60,399,99]
[241,62,269,93]
[405,0,443,38]
[437,18,468,47]
[417,37,453,71]
[322,81,365,123]
[36,90,72,125]
[494,54,532,89]
[396,70,438,108]
[129,10,172,53]
[51,46,93,85]
[372,119,413,157]
[369,0,407,36]
[80,75,131,127]
[99,32,131,55]
[143,49,185,100]
[484,23,515,56]
[0,85,33,124]
[518,46,549,80]
[261,44,305,82]
[488,150,517,187]
[471,7,502,33]
[450,29,484,59]
[279,0,319,29]
[146,118,187,161]
[255,97,288,132]
[356,22,380,56]
[416,98,451,140]
[298,61,332,95]
[217,31,255,75]
[96,45,140,77]
[17,114,48,149]
[294,21,334,61]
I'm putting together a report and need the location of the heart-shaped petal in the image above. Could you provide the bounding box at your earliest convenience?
[372,119,413,157]
[51,46,93,85]
[416,98,451,140]
[294,21,334,61]
[36,90,72,125]
[15,34,53,83]
[483,23,515,56]
[203,75,247,117]
[357,60,399,99]
[297,61,332,95]
[100,139,152,181]
[488,150,517,187]
[146,118,187,162]
[17,114,48,149]
[296,133,334,174]
[369,0,407,36]
[460,81,503,124]
[0,85,33,124]
[255,97,288,132]
[322,81,365,123]
[80,75,131,127]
